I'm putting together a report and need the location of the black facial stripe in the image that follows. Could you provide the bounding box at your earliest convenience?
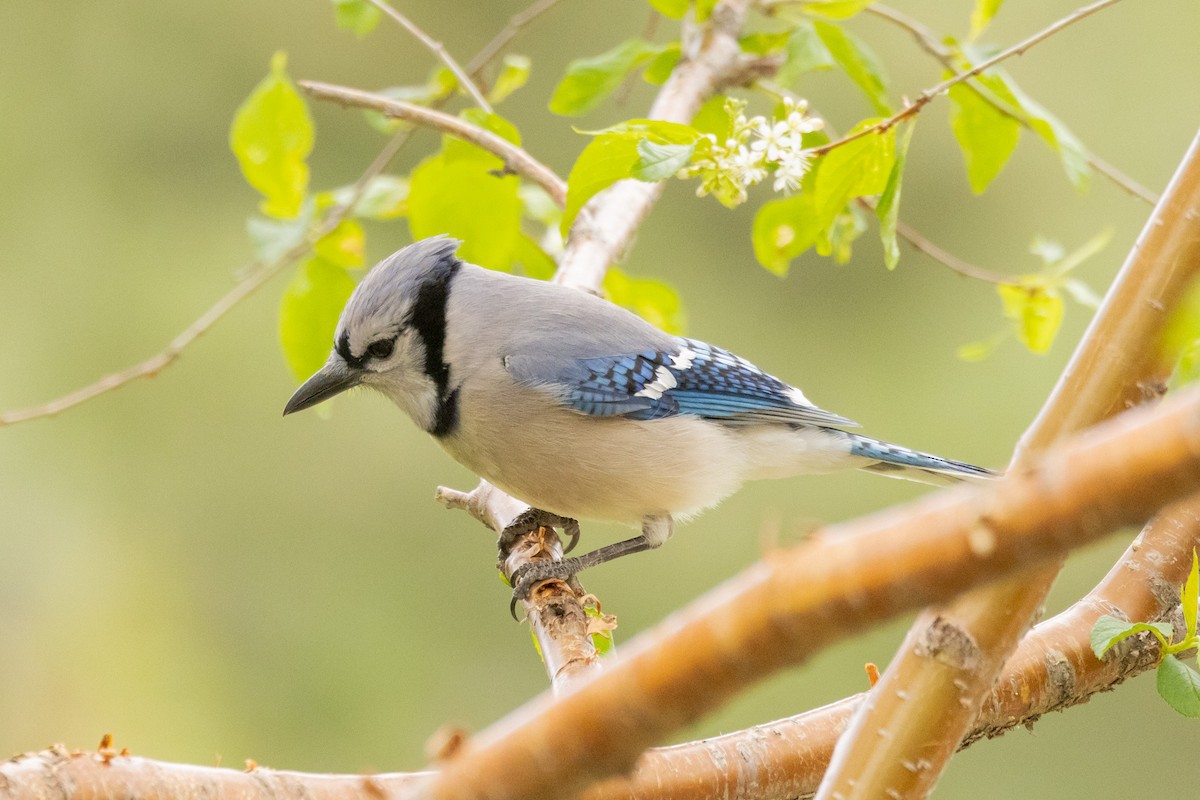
[408,252,461,400]
[336,330,365,369]
[430,387,460,437]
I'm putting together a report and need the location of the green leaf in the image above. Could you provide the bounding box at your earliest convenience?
[561,133,640,236]
[1156,657,1200,717]
[691,95,731,138]
[230,52,314,219]
[279,258,356,382]
[632,139,695,182]
[817,205,866,264]
[798,0,876,20]
[1090,615,1174,658]
[1013,88,1091,193]
[752,192,822,276]
[1162,278,1200,386]
[561,121,700,235]
[948,76,1021,194]
[408,154,521,268]
[246,205,312,262]
[813,120,896,224]
[1184,549,1199,641]
[488,54,531,104]
[968,0,1005,40]
[643,44,682,85]
[812,21,892,115]
[318,175,409,219]
[997,280,1064,354]
[957,333,1006,362]
[331,0,381,36]
[603,267,685,334]
[512,234,557,280]
[648,0,689,18]
[776,22,835,87]
[518,184,562,227]
[877,122,915,270]
[549,40,664,116]
[313,219,365,269]
[740,32,793,55]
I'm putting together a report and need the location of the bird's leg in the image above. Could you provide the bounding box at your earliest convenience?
[497,507,581,565]
[509,515,673,610]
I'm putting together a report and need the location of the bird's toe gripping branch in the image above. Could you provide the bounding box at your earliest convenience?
[498,508,584,618]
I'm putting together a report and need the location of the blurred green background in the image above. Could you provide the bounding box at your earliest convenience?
[2,0,1198,794]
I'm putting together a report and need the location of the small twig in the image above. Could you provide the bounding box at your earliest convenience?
[0,131,406,427]
[806,0,1124,158]
[364,0,493,112]
[864,3,1158,205]
[301,81,566,206]
[465,0,563,77]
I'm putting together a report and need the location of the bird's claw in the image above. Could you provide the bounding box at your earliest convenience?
[497,508,580,560]
[507,560,582,620]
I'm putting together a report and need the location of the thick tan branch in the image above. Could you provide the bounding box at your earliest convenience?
[7,493,1194,800]
[817,126,1200,799]
[403,384,1200,800]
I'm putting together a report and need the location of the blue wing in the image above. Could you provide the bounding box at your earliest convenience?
[529,337,858,428]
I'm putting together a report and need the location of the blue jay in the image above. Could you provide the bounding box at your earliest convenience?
[284,237,993,601]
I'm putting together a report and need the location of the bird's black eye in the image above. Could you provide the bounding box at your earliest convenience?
[367,337,395,360]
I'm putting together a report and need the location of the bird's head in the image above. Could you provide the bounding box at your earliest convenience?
[283,236,462,430]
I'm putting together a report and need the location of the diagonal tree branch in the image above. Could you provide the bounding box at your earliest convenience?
[816,126,1200,800]
[406,381,1200,800]
[5,491,1196,800]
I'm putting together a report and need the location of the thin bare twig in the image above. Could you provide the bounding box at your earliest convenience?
[806,0,1124,157]
[863,3,1158,205]
[0,0,558,427]
[465,0,563,77]
[364,0,493,112]
[300,81,566,205]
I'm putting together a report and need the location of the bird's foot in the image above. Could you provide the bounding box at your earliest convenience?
[497,508,581,562]
[508,560,585,619]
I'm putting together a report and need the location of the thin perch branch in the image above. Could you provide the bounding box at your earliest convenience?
[365,0,493,112]
[299,81,566,206]
[806,0,1124,158]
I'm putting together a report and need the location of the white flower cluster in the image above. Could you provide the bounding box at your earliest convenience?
[681,97,823,206]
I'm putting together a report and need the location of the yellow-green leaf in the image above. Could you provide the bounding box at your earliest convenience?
[443,109,521,166]
[776,22,835,87]
[603,267,685,334]
[812,21,892,115]
[318,175,409,219]
[550,40,664,116]
[313,219,365,269]
[331,0,381,37]
[642,44,682,85]
[632,139,695,182]
[279,258,356,382]
[408,154,521,269]
[968,0,1005,41]
[561,133,640,236]
[752,192,822,276]
[1183,549,1199,640]
[230,52,313,219]
[1156,656,1200,717]
[998,280,1063,354]
[798,0,876,20]
[813,120,895,223]
[488,54,531,104]
[649,0,689,18]
[948,76,1021,194]
[877,122,915,270]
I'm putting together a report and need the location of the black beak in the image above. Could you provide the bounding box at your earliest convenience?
[283,358,363,416]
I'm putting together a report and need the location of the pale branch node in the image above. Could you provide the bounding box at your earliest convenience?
[300,81,566,207]
[364,0,493,113]
[815,125,1200,800]
[8,391,1200,800]
[410,383,1200,800]
[860,2,1158,206]
[804,0,1125,158]
[2,496,1196,800]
